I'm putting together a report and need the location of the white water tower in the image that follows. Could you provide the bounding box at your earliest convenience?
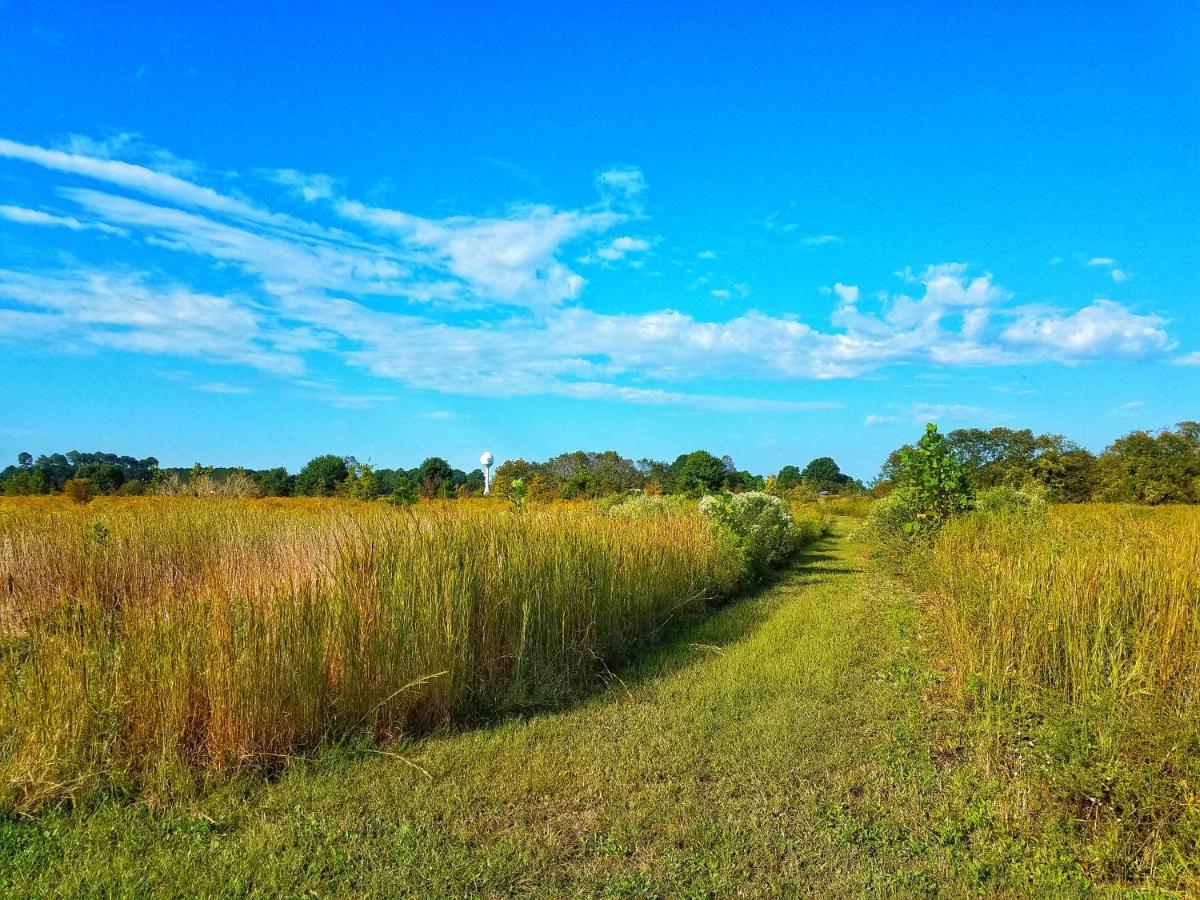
[480,451,494,494]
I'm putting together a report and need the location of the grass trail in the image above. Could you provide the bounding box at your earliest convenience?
[1,526,1090,896]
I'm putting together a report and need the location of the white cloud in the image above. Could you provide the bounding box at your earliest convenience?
[594,166,646,202]
[1088,257,1118,267]
[1111,268,1128,283]
[269,168,339,202]
[0,267,306,375]
[1001,299,1171,361]
[196,382,252,394]
[864,414,900,426]
[420,410,457,420]
[0,134,1182,415]
[833,282,859,304]
[591,235,651,262]
[697,249,718,259]
[0,204,124,235]
[1172,352,1200,367]
[802,234,842,247]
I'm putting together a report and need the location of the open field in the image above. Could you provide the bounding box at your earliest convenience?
[2,498,1198,894]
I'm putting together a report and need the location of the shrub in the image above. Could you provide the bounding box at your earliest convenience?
[63,478,95,504]
[700,490,795,582]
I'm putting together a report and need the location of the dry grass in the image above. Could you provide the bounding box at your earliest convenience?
[0,496,741,812]
[917,503,1200,885]
[922,504,1200,706]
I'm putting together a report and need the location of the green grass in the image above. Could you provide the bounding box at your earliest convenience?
[0,526,1099,897]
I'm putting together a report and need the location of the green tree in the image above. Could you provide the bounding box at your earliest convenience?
[800,456,849,490]
[295,455,350,497]
[415,457,454,499]
[775,464,803,491]
[346,462,380,501]
[387,475,419,506]
[75,462,125,494]
[669,450,728,496]
[1097,424,1200,503]
[895,424,973,534]
[253,467,294,497]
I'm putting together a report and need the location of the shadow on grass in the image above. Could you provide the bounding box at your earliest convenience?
[454,530,857,725]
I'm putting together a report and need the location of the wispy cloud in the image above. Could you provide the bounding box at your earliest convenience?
[866,402,1000,427]
[196,382,252,394]
[0,203,125,235]
[802,234,842,247]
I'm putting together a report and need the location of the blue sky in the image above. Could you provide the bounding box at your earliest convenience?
[1,1,1197,479]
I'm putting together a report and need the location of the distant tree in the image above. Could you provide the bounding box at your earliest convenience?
[464,468,485,492]
[775,465,803,491]
[415,457,454,498]
[75,462,125,494]
[527,473,559,503]
[118,480,147,496]
[800,456,850,490]
[346,462,380,501]
[1,469,47,495]
[253,467,294,497]
[669,450,728,496]
[17,452,32,469]
[388,475,419,506]
[492,459,541,497]
[1096,424,1200,503]
[295,455,350,497]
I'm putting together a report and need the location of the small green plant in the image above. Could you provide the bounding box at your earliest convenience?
[508,477,529,513]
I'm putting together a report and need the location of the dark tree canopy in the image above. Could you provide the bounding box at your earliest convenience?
[800,456,849,488]
[294,455,349,497]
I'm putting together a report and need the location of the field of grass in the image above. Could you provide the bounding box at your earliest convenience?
[2,495,1198,894]
[0,496,753,813]
[914,503,1200,889]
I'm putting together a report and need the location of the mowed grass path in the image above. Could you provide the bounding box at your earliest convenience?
[2,528,1089,897]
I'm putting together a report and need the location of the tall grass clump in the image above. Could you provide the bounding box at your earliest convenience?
[918,503,1200,884]
[0,497,742,812]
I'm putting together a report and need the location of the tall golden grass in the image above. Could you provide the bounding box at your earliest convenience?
[0,496,741,812]
[921,504,1200,706]
[917,504,1200,881]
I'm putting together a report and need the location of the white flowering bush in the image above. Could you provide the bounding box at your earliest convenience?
[700,491,796,582]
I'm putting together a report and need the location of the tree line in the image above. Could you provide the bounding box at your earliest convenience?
[0,447,860,502]
[876,422,1200,504]
[3,422,1195,504]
